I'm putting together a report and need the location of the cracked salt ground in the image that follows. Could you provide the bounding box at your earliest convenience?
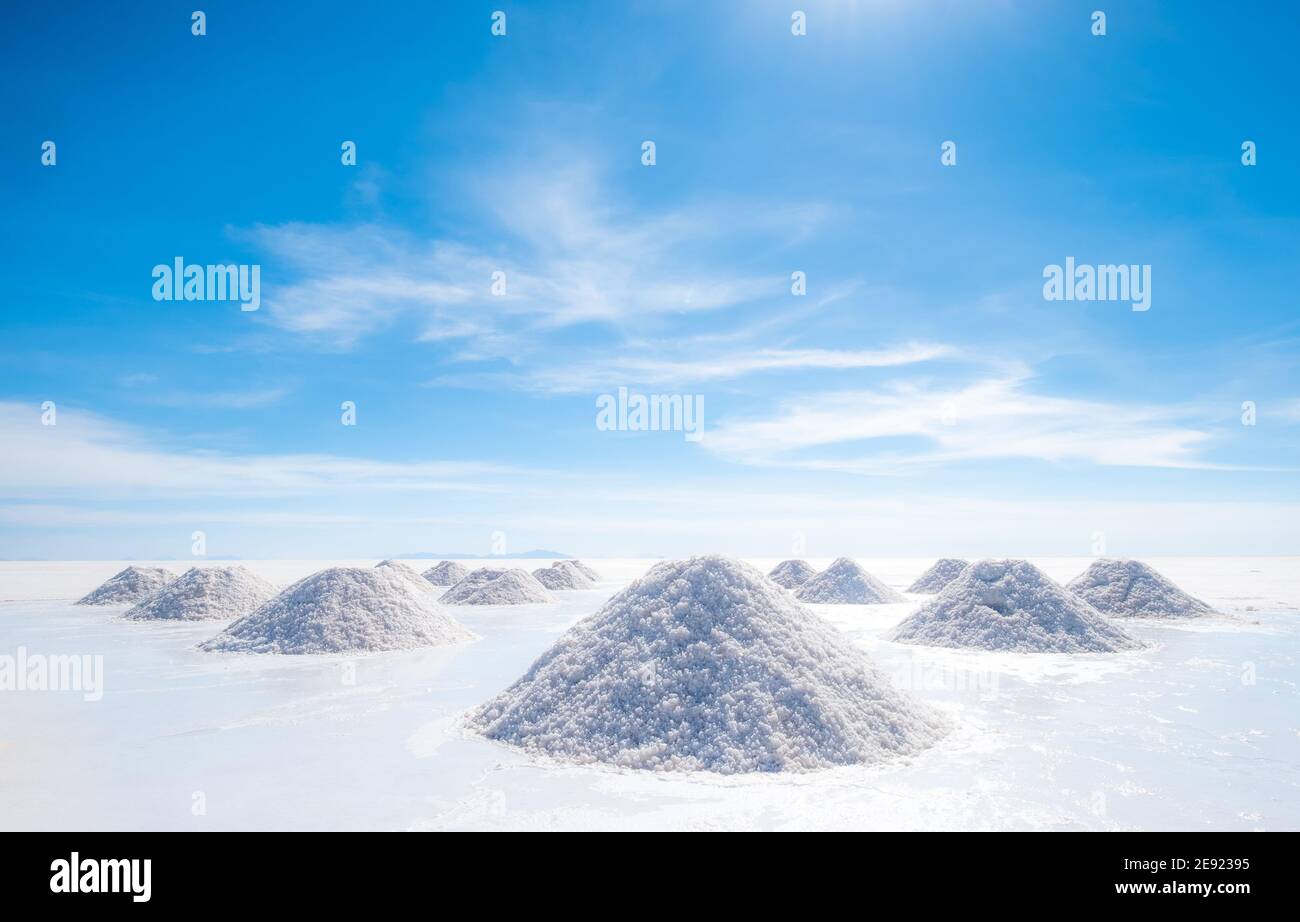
[1,557,1298,830]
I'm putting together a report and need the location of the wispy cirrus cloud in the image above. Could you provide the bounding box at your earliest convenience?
[239,160,823,353]
[428,342,955,393]
[703,374,1248,474]
[1272,398,1300,422]
[0,402,520,499]
[115,375,292,410]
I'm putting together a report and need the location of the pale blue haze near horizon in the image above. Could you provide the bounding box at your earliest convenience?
[1,1,1297,559]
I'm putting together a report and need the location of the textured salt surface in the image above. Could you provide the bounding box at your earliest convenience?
[440,568,556,605]
[532,561,596,590]
[439,568,505,600]
[76,566,174,605]
[795,557,905,604]
[371,559,443,599]
[123,566,277,622]
[768,559,818,589]
[564,560,602,581]
[199,566,477,655]
[890,559,1143,653]
[907,558,970,594]
[1067,558,1217,618]
[470,555,949,774]
[422,560,470,587]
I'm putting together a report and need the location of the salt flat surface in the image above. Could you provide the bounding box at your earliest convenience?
[1,557,1297,830]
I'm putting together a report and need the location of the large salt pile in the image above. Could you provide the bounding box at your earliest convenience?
[907,558,970,594]
[564,559,601,581]
[469,555,949,774]
[198,566,477,655]
[1066,558,1216,618]
[795,557,905,604]
[440,568,556,605]
[890,559,1143,653]
[767,559,817,589]
[422,560,470,587]
[76,566,175,605]
[123,566,277,622]
[532,561,596,591]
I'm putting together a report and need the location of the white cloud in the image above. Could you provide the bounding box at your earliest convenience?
[1272,398,1300,422]
[237,224,483,346]
[0,402,519,499]
[123,385,292,410]
[3,402,1296,557]
[428,342,954,393]
[240,162,812,351]
[703,375,1235,473]
[0,505,373,528]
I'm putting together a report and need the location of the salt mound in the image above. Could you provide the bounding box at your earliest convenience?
[372,559,443,598]
[890,559,1143,653]
[1066,558,1216,618]
[564,559,601,581]
[795,557,904,604]
[198,566,477,655]
[439,567,506,600]
[532,561,596,590]
[123,566,277,622]
[907,558,970,593]
[76,566,175,605]
[440,568,556,605]
[375,559,420,575]
[470,555,949,774]
[768,559,817,589]
[422,560,470,586]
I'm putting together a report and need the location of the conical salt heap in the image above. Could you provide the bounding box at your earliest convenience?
[470,555,949,774]
[76,566,175,605]
[123,566,277,622]
[907,558,970,594]
[199,566,477,655]
[440,568,556,605]
[795,557,905,604]
[375,559,421,575]
[422,560,470,587]
[532,561,596,590]
[372,558,442,598]
[1066,558,1216,618]
[563,559,601,581]
[890,559,1143,653]
[768,559,818,589]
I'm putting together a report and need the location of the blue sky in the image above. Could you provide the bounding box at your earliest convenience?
[2,0,1298,559]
